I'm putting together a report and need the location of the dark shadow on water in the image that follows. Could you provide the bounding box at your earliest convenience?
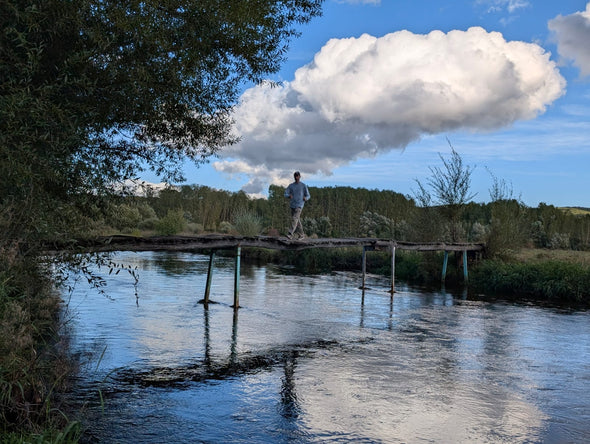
[103,339,342,392]
[96,302,358,393]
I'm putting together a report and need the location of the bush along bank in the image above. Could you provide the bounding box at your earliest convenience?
[469,259,590,306]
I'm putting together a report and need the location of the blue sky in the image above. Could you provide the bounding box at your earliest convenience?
[144,0,590,208]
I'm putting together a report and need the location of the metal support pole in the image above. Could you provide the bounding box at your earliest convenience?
[463,250,468,283]
[233,246,241,309]
[204,251,215,307]
[390,244,396,294]
[361,246,367,289]
[442,250,449,282]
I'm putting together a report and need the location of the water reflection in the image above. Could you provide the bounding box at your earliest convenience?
[67,251,590,443]
[279,352,300,420]
[230,309,238,365]
[203,305,211,368]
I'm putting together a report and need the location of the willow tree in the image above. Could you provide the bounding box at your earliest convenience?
[1,0,323,249]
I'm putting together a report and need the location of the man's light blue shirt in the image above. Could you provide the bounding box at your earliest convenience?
[285,182,310,209]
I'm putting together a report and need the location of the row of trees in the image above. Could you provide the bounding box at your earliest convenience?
[100,144,590,258]
[102,178,590,257]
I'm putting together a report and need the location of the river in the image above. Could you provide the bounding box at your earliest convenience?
[63,251,590,443]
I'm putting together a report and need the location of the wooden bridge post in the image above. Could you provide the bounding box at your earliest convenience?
[232,246,241,309]
[441,250,449,282]
[204,250,215,307]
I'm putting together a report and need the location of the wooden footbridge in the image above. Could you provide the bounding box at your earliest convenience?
[72,234,485,309]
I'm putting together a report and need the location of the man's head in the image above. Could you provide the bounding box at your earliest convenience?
[294,171,301,181]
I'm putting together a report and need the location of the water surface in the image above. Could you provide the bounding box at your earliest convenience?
[64,251,590,443]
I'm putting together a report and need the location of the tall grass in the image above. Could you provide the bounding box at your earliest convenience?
[0,250,80,441]
[470,259,590,304]
[232,210,262,236]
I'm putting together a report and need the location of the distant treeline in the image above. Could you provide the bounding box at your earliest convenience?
[99,183,590,257]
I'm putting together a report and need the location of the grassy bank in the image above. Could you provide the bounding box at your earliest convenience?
[469,249,590,305]
[469,259,590,304]
[0,256,81,443]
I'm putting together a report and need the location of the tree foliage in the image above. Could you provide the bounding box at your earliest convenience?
[1,0,322,249]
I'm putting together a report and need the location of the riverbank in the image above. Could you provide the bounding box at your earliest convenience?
[469,249,590,306]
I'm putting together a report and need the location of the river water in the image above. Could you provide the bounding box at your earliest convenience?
[63,251,590,443]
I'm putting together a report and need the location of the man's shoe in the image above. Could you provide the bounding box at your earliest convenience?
[297,234,306,240]
[285,233,293,240]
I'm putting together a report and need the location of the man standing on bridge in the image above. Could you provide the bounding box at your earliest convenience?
[284,171,310,240]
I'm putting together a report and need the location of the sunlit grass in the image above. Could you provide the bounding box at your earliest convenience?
[559,207,590,216]
[512,248,590,267]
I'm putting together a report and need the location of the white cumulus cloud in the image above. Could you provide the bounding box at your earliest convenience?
[215,26,565,193]
[549,2,590,77]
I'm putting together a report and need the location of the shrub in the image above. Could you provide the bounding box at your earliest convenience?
[359,211,395,238]
[136,202,157,220]
[232,210,262,236]
[302,218,318,236]
[485,200,530,258]
[109,204,142,231]
[317,216,333,237]
[394,251,429,282]
[470,221,489,242]
[219,221,234,234]
[549,233,570,250]
[0,254,77,437]
[139,217,159,230]
[155,209,186,235]
[186,222,204,234]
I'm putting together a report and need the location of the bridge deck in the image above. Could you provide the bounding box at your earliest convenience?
[63,234,483,308]
[71,234,485,253]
